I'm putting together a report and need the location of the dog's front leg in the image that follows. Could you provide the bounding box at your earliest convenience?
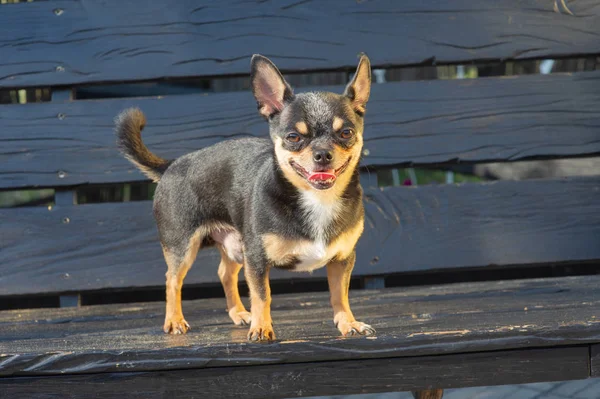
[245,262,275,341]
[327,252,375,337]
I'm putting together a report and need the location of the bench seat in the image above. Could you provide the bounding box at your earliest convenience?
[2,2,600,397]
[1,275,598,397]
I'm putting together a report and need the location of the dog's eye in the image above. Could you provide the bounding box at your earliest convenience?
[340,129,354,139]
[286,133,302,143]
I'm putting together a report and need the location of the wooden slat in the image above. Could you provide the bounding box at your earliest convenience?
[0,347,590,398]
[2,71,600,189]
[1,0,600,88]
[1,177,599,297]
[0,276,597,377]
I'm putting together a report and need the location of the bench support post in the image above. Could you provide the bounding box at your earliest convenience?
[59,295,81,308]
[363,276,385,289]
[52,89,82,308]
[412,389,444,399]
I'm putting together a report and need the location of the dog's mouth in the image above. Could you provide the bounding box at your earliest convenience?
[290,157,352,190]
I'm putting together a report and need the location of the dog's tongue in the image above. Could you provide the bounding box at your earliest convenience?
[308,172,336,182]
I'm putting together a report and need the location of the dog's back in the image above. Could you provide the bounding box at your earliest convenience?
[153,137,275,232]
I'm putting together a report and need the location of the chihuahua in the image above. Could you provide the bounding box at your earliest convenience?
[115,54,374,341]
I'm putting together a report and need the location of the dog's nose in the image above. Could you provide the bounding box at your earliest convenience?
[313,149,333,165]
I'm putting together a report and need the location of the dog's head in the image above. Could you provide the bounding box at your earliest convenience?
[251,54,371,193]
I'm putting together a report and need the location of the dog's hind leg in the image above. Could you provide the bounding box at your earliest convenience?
[162,230,201,335]
[217,245,251,326]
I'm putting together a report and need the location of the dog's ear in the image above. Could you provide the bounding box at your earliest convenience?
[344,54,371,115]
[251,55,294,119]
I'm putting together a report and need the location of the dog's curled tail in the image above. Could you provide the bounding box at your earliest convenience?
[115,108,171,182]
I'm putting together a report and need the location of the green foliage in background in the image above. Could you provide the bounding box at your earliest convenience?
[0,189,53,208]
[0,170,484,208]
[378,168,484,187]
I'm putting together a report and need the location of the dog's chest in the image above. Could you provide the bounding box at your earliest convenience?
[292,192,341,271]
[262,193,363,272]
[286,240,331,272]
[263,235,350,272]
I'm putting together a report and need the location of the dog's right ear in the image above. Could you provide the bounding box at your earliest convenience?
[251,55,294,119]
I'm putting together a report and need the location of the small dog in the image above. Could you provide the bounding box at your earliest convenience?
[116,54,374,341]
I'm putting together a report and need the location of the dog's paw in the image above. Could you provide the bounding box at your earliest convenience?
[229,308,252,326]
[163,316,190,335]
[336,320,376,337]
[247,324,275,342]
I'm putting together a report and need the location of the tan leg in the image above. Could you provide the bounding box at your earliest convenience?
[217,246,251,326]
[327,252,375,336]
[245,265,275,341]
[162,231,201,335]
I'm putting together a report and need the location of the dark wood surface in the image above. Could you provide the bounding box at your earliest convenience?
[0,276,598,377]
[593,345,600,377]
[2,71,600,189]
[1,177,599,296]
[0,347,590,399]
[2,0,600,88]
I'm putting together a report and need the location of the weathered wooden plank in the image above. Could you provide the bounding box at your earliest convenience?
[362,177,600,275]
[1,177,599,296]
[2,71,600,189]
[0,347,590,398]
[0,276,598,377]
[592,345,600,377]
[6,278,600,376]
[2,0,600,88]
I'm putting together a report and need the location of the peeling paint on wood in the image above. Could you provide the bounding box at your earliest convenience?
[407,330,471,338]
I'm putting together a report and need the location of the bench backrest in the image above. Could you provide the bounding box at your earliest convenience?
[1,0,599,301]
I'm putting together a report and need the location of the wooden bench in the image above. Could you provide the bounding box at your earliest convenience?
[1,1,600,397]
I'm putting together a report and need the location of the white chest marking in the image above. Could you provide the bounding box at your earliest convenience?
[262,190,364,273]
[293,240,329,272]
[294,191,342,271]
[300,191,342,241]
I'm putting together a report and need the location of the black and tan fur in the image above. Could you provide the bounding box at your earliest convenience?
[116,54,374,341]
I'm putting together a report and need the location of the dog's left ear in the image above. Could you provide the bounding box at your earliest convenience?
[251,54,294,119]
[344,54,371,115]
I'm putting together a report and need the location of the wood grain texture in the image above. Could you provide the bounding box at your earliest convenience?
[0,276,598,376]
[1,0,600,88]
[0,347,590,398]
[2,71,600,189]
[1,177,599,296]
